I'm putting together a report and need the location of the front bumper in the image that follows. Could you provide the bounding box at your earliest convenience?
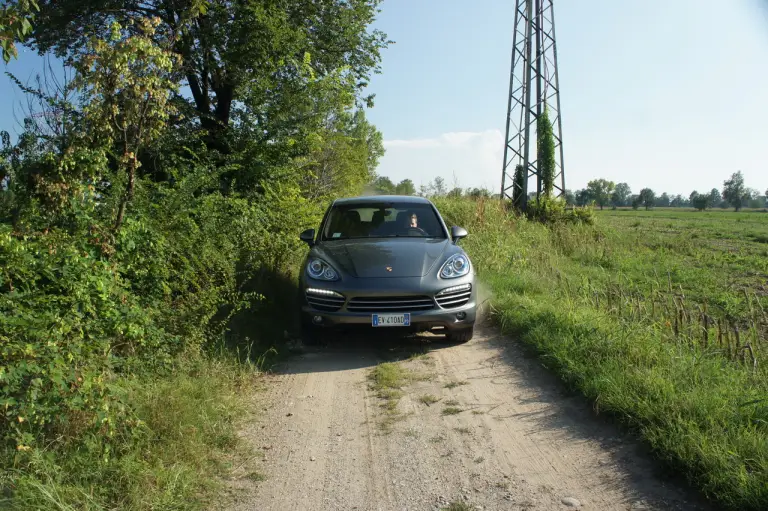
[299,275,476,331]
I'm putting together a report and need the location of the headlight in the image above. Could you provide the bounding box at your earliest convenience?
[306,258,339,281]
[439,254,470,279]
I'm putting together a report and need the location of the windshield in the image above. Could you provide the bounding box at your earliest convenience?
[321,202,448,241]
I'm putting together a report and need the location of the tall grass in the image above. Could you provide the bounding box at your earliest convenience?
[434,197,768,510]
[1,353,260,510]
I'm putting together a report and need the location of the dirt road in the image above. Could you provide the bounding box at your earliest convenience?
[224,318,707,511]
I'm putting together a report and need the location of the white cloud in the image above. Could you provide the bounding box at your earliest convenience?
[378,129,505,191]
[383,138,442,149]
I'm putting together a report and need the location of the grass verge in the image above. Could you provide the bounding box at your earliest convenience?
[1,355,259,510]
[434,197,768,510]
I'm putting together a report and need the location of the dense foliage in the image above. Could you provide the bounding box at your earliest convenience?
[0,0,38,63]
[1,2,387,506]
[537,107,555,196]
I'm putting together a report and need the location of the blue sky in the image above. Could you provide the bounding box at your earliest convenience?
[365,0,768,196]
[2,1,768,197]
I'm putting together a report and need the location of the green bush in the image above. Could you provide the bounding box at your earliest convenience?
[0,227,169,450]
[526,196,595,225]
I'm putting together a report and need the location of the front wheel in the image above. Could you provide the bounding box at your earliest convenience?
[446,326,474,344]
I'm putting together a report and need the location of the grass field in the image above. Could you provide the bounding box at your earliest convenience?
[435,199,767,510]
[597,208,767,317]
[587,208,767,351]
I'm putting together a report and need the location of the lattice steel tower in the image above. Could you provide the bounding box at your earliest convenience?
[500,0,565,208]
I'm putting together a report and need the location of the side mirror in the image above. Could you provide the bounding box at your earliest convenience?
[451,226,468,243]
[300,228,316,246]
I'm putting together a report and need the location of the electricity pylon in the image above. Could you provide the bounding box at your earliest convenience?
[500,0,565,209]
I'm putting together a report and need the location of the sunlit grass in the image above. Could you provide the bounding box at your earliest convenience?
[2,356,259,510]
[434,197,768,510]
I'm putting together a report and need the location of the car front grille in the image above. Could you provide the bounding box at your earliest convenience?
[435,284,472,309]
[346,295,435,313]
[305,291,345,312]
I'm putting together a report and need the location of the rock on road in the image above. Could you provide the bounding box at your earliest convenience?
[223,319,707,511]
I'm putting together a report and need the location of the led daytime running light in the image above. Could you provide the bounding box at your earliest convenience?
[306,288,343,298]
[438,283,471,295]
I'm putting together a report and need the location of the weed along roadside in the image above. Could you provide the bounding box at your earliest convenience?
[433,197,768,510]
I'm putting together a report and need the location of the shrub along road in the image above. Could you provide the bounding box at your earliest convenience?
[224,318,708,511]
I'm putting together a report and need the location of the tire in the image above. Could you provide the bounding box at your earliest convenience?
[446,326,474,344]
[300,322,327,346]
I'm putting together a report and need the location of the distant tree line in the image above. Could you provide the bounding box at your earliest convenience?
[368,170,768,212]
[566,171,767,211]
[369,175,494,200]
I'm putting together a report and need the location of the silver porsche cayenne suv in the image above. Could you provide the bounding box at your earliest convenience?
[298,195,476,343]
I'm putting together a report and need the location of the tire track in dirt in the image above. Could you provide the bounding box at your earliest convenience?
[222,322,709,511]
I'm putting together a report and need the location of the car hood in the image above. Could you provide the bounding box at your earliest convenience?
[316,238,451,278]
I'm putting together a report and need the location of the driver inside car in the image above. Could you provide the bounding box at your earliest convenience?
[409,213,418,228]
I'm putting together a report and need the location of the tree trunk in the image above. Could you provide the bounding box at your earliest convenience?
[178,36,232,154]
[114,155,136,232]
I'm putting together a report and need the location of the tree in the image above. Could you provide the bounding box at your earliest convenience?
[586,179,615,210]
[689,191,699,205]
[28,0,390,158]
[692,194,709,211]
[722,171,746,211]
[395,179,415,196]
[564,189,575,206]
[709,188,720,207]
[611,182,631,208]
[430,176,447,197]
[72,18,180,231]
[630,194,641,210]
[1,0,39,63]
[670,194,684,207]
[575,189,592,207]
[372,176,395,195]
[639,188,655,210]
[303,109,383,200]
[467,187,490,199]
[537,106,555,196]
[743,188,763,209]
[447,187,462,198]
[655,192,670,208]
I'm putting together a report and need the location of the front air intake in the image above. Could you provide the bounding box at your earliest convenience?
[435,284,471,309]
[347,295,435,313]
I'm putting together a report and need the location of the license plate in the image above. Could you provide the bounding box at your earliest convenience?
[372,313,411,327]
